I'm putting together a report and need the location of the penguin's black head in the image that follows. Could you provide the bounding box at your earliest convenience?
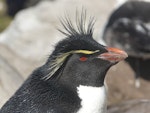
[44,13,128,87]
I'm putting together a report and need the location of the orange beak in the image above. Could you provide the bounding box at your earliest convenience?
[99,47,128,63]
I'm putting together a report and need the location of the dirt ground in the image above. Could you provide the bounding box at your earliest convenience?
[106,61,150,106]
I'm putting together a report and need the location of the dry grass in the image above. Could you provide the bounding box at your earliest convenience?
[0,0,12,32]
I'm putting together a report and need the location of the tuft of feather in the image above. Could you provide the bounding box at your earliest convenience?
[58,10,95,38]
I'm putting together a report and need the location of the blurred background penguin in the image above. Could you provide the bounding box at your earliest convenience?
[103,0,150,87]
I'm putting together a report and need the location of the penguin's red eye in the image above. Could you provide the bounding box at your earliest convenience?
[79,57,87,61]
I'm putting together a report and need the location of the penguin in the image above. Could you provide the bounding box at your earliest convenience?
[0,12,127,113]
[103,0,150,87]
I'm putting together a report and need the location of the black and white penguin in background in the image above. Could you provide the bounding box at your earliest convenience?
[103,0,150,87]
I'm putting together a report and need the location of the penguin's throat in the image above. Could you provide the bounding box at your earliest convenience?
[76,85,107,113]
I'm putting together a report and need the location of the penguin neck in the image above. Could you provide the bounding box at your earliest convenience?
[57,66,109,88]
[76,85,107,113]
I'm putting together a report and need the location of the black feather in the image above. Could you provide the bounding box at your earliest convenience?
[58,10,95,38]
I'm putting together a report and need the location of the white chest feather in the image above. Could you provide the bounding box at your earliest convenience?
[76,85,107,113]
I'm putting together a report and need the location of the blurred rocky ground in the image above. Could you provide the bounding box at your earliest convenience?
[108,99,150,113]
[0,0,150,112]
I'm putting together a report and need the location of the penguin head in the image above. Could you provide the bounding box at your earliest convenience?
[44,13,128,87]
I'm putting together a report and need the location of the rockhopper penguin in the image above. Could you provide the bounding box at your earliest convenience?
[0,12,128,113]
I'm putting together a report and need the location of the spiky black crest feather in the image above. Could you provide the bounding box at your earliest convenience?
[59,10,95,38]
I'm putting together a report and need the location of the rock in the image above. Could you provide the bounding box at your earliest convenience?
[0,44,23,107]
[1,1,63,62]
[106,62,150,106]
[108,99,150,113]
[0,44,37,107]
